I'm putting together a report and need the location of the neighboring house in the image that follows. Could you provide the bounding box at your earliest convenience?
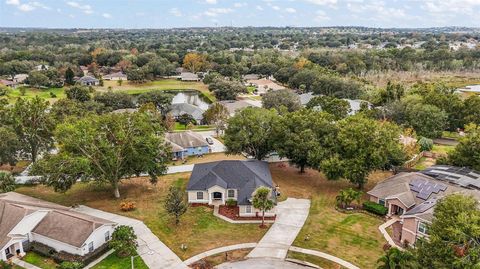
[35,64,49,71]
[165,131,210,159]
[13,74,28,84]
[186,160,276,217]
[299,92,315,106]
[0,80,16,88]
[181,72,200,82]
[103,72,127,81]
[246,78,285,95]
[242,74,260,81]
[77,75,100,86]
[0,192,116,261]
[219,100,259,116]
[80,66,89,76]
[170,103,206,122]
[368,165,480,246]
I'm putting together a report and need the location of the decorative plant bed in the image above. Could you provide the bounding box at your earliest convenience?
[190,203,214,208]
[218,205,276,221]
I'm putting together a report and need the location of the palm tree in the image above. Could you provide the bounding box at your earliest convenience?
[252,186,274,228]
[335,188,362,209]
[377,248,417,269]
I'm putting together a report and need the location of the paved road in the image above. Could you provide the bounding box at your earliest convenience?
[247,198,310,260]
[216,258,311,269]
[74,206,187,269]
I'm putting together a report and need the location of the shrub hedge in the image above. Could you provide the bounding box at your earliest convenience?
[362,201,388,216]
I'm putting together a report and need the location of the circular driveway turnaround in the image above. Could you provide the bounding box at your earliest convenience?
[215,258,311,269]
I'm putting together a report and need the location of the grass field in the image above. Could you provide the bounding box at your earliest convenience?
[91,251,148,269]
[431,144,455,155]
[270,163,390,269]
[173,122,214,131]
[5,87,65,103]
[22,252,57,269]
[15,173,268,260]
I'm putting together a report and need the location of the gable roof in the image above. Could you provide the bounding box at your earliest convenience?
[187,160,274,205]
[165,131,208,149]
[181,72,199,81]
[77,75,99,83]
[103,72,127,79]
[0,192,114,249]
[170,103,205,121]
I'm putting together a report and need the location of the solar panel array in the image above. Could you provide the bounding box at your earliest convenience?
[421,165,480,190]
[409,177,447,200]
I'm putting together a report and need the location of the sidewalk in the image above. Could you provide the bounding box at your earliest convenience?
[247,198,310,259]
[11,257,41,269]
[73,206,188,269]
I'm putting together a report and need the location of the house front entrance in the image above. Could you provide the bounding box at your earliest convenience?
[213,192,222,200]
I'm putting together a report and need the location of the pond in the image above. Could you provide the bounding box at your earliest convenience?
[170,90,210,110]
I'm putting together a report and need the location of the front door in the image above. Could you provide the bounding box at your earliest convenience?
[213,192,222,200]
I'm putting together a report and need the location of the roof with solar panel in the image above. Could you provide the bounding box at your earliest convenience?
[421,165,480,190]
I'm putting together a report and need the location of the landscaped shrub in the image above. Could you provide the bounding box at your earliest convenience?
[0,260,12,269]
[418,137,433,152]
[362,201,388,216]
[58,261,83,269]
[120,201,136,211]
[225,198,237,207]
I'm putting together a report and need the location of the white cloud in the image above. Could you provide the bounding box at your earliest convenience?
[205,0,217,4]
[169,8,182,17]
[204,7,233,17]
[285,7,296,13]
[272,5,280,10]
[31,1,50,10]
[304,0,337,6]
[233,2,247,8]
[18,3,34,11]
[102,13,111,18]
[6,0,20,5]
[256,5,264,11]
[67,1,93,14]
[314,9,330,21]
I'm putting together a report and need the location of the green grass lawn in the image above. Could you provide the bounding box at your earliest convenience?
[271,164,390,269]
[431,144,455,155]
[287,251,347,269]
[22,252,58,269]
[5,87,65,103]
[15,174,268,260]
[91,251,148,269]
[173,122,214,131]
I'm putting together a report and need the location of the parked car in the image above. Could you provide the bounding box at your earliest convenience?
[206,137,214,145]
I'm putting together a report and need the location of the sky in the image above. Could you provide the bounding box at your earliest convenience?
[1,0,480,29]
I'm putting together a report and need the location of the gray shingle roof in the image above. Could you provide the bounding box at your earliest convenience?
[187,160,274,205]
[170,103,205,121]
[165,131,208,149]
[77,75,99,83]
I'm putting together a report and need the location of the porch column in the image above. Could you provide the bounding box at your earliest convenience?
[17,242,25,256]
[0,249,6,261]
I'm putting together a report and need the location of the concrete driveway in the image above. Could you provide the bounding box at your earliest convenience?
[247,198,311,260]
[195,130,226,153]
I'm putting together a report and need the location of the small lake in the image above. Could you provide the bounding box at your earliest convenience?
[170,90,210,110]
[132,90,211,110]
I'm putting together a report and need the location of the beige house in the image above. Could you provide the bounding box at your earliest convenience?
[186,160,276,217]
[368,165,480,246]
[103,72,127,81]
[0,192,116,262]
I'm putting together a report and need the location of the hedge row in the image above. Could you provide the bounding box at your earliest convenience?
[362,201,388,216]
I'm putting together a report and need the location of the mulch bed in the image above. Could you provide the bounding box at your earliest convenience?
[218,205,276,221]
[190,203,214,208]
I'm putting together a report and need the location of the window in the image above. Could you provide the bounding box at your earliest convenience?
[197,192,204,200]
[88,242,94,252]
[228,190,235,198]
[379,199,385,206]
[418,222,429,235]
[246,205,252,213]
[104,231,110,242]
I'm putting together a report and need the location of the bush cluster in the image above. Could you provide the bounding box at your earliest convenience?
[362,201,388,216]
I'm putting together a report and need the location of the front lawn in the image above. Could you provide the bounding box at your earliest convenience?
[15,173,268,260]
[170,152,245,166]
[22,252,58,269]
[5,87,65,103]
[91,251,148,269]
[173,122,214,131]
[270,163,390,269]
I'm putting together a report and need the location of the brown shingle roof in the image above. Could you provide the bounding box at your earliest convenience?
[0,201,34,248]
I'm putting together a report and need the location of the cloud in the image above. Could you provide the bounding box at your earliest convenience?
[304,0,337,6]
[314,10,330,22]
[272,5,280,10]
[67,1,93,14]
[285,7,296,13]
[233,2,247,8]
[6,0,20,5]
[256,5,264,11]
[169,8,182,17]
[18,3,34,11]
[204,7,233,17]
[205,0,217,4]
[102,13,112,19]
[31,1,51,10]
[6,0,38,12]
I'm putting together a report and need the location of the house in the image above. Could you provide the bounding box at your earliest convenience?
[242,74,260,81]
[35,64,49,71]
[0,192,116,261]
[368,165,480,246]
[298,92,371,115]
[246,78,285,95]
[170,103,206,123]
[103,72,127,81]
[0,80,16,88]
[77,75,99,86]
[181,72,200,82]
[186,160,276,217]
[13,74,28,84]
[165,131,210,159]
[219,100,260,116]
[80,66,89,76]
